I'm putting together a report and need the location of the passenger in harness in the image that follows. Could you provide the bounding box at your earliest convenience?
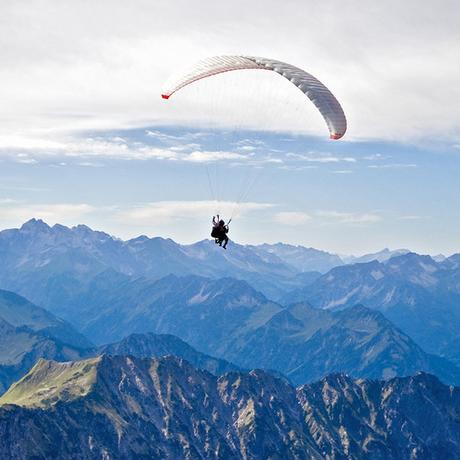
[211,215,229,249]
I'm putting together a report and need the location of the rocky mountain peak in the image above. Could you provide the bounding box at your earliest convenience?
[0,356,101,408]
[1,356,460,459]
[20,218,50,233]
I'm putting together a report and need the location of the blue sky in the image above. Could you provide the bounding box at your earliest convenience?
[1,0,459,255]
[1,126,459,255]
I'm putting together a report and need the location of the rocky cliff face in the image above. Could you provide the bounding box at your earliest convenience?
[1,355,460,459]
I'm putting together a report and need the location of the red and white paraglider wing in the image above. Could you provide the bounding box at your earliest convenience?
[161,56,261,99]
[161,55,347,140]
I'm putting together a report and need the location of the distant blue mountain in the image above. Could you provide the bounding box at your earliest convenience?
[247,242,344,273]
[2,220,460,384]
[223,302,460,385]
[0,219,331,301]
[0,294,243,395]
[0,289,92,394]
[341,247,410,264]
[283,252,460,365]
[1,220,416,306]
[0,289,92,349]
[37,269,460,385]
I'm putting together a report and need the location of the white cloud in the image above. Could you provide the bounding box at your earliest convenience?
[363,153,386,161]
[274,211,311,226]
[316,210,382,224]
[0,185,50,192]
[1,0,459,145]
[237,145,256,152]
[287,152,356,163]
[15,153,38,164]
[185,150,247,163]
[368,163,417,169]
[119,200,273,225]
[146,130,208,144]
[0,135,252,164]
[273,208,381,226]
[0,199,276,242]
[77,161,105,167]
[0,203,95,226]
[169,143,201,152]
[399,215,428,221]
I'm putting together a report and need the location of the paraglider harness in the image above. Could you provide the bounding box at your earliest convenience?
[211,216,231,248]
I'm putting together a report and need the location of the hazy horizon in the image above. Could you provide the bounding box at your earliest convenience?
[4,217,452,259]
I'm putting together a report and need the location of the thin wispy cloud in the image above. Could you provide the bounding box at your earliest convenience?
[146,130,210,143]
[286,152,357,163]
[368,163,417,169]
[0,203,95,224]
[15,154,38,164]
[316,210,382,225]
[119,200,273,225]
[274,211,311,226]
[77,161,105,168]
[399,215,429,221]
[185,151,247,163]
[363,153,387,161]
[0,135,252,164]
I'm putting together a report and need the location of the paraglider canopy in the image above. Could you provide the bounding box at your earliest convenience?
[161,55,347,140]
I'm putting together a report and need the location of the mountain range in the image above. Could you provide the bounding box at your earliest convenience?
[283,252,460,365]
[0,313,243,397]
[3,274,459,395]
[23,268,457,386]
[0,220,417,303]
[1,219,460,457]
[2,220,460,387]
[0,219,331,302]
[341,248,410,264]
[1,354,459,459]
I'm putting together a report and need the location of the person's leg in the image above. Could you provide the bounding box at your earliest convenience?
[223,235,229,249]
